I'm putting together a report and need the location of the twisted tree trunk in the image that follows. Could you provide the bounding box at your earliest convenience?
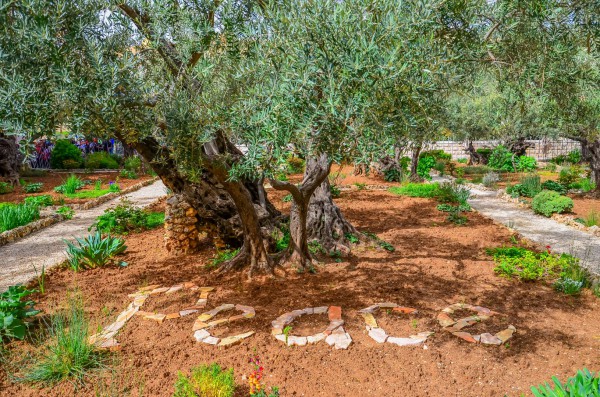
[0,134,22,186]
[409,145,423,182]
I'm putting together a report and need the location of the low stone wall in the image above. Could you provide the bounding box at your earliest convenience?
[425,139,580,161]
[0,214,65,247]
[164,194,200,255]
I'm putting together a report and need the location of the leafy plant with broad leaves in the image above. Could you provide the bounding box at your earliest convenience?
[23,182,43,193]
[65,232,126,271]
[0,285,40,340]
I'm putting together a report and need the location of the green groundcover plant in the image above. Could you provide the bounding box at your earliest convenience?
[389,183,440,198]
[0,285,39,340]
[531,368,599,397]
[91,202,164,235]
[532,190,574,217]
[173,363,235,397]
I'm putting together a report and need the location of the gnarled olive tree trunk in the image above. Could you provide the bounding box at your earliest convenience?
[0,134,22,186]
[578,137,600,194]
[409,145,423,182]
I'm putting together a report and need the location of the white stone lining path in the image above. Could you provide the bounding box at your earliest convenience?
[431,176,600,276]
[0,180,166,292]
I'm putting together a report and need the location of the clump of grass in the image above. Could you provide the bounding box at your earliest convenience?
[173,363,235,397]
[388,183,439,198]
[575,210,599,227]
[55,174,85,194]
[0,203,40,233]
[19,296,108,386]
[65,190,112,199]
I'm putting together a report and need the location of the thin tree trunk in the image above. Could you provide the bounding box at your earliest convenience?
[409,145,423,182]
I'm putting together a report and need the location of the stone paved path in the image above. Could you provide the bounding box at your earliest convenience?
[0,180,166,292]
[432,176,600,276]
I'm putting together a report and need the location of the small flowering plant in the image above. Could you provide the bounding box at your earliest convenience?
[248,356,280,397]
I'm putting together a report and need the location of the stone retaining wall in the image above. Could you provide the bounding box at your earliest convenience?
[164,194,200,255]
[424,139,580,161]
[0,214,65,247]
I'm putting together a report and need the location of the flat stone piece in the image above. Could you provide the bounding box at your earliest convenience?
[143,313,166,323]
[199,287,215,292]
[139,284,161,292]
[480,332,502,345]
[218,331,255,348]
[116,306,139,323]
[291,309,306,317]
[437,313,456,327]
[472,306,492,315]
[275,334,287,344]
[165,285,183,294]
[99,338,120,349]
[307,333,326,344]
[183,282,196,289]
[393,307,418,314]
[287,336,308,346]
[326,319,344,333]
[368,327,389,343]
[104,320,126,333]
[328,306,342,321]
[243,312,255,319]
[166,312,181,320]
[200,291,210,299]
[194,329,211,342]
[388,337,424,346]
[228,314,246,322]
[205,304,235,316]
[207,318,228,327]
[179,309,198,317]
[196,313,214,322]
[193,320,210,331]
[196,299,207,307]
[414,331,434,338]
[272,328,283,336]
[235,304,255,313]
[495,328,515,343]
[358,305,379,314]
[133,296,147,307]
[149,287,170,295]
[202,336,220,345]
[452,331,477,343]
[450,317,479,331]
[313,306,328,314]
[376,302,398,308]
[361,312,378,329]
[303,307,314,314]
[334,333,352,350]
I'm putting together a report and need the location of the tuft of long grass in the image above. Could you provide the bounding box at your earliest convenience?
[0,203,40,233]
[19,296,107,386]
[388,183,440,198]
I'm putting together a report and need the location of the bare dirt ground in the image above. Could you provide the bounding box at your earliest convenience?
[1,187,599,397]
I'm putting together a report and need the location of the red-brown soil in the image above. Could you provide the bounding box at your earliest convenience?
[0,172,152,205]
[1,188,599,397]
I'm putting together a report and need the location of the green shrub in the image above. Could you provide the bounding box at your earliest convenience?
[286,155,305,174]
[447,208,468,225]
[0,203,40,232]
[389,183,439,198]
[383,168,404,182]
[50,140,83,169]
[417,155,436,180]
[273,225,291,252]
[91,202,164,234]
[23,182,43,193]
[457,158,468,164]
[487,247,581,282]
[558,165,582,186]
[24,194,54,207]
[554,277,585,295]
[488,145,515,172]
[84,152,119,170]
[54,174,85,194]
[65,232,126,271]
[108,181,120,192]
[567,150,582,164]
[461,165,491,175]
[578,178,596,192]
[0,285,39,340]
[110,154,124,166]
[173,363,235,397]
[482,171,500,188]
[330,184,341,198]
[532,190,574,217]
[516,156,537,172]
[544,162,557,172]
[420,150,451,161]
[507,174,541,198]
[124,156,142,172]
[0,181,14,194]
[120,169,138,179]
[541,180,567,195]
[57,206,75,220]
[531,368,599,397]
[433,160,447,176]
[436,182,470,205]
[20,296,107,386]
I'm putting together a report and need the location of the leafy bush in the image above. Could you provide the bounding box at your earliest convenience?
[446,208,468,225]
[488,145,514,172]
[330,184,341,198]
[531,368,599,397]
[487,247,581,282]
[517,156,537,172]
[532,190,574,217]
[558,165,582,186]
[23,182,43,193]
[578,178,596,192]
[457,158,468,164]
[0,285,39,340]
[541,180,567,195]
[383,168,404,182]
[554,277,585,295]
[507,174,542,198]
[91,202,164,234]
[461,165,491,175]
[436,182,470,205]
[417,155,436,180]
[433,160,447,176]
[50,140,83,169]
[285,155,305,174]
[173,363,235,397]
[567,150,582,164]
[24,194,54,207]
[54,174,85,194]
[124,156,142,172]
[120,169,138,179]
[0,181,14,194]
[420,150,451,161]
[84,152,119,170]
[0,203,40,232]
[482,171,500,188]
[108,181,121,192]
[65,232,126,271]
[57,206,75,220]
[389,183,439,198]
[20,296,107,386]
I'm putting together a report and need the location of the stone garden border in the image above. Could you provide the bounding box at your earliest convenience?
[0,177,158,248]
[271,306,352,349]
[359,302,434,346]
[192,303,255,348]
[437,303,516,345]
